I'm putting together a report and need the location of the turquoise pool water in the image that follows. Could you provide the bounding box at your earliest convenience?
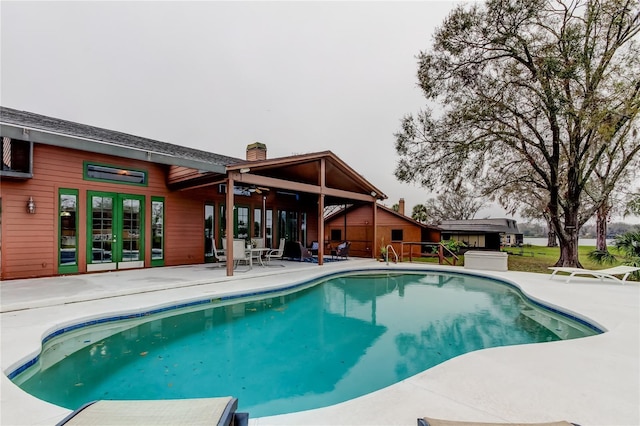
[13,271,599,417]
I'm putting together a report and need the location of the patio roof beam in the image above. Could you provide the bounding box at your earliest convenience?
[231,172,376,202]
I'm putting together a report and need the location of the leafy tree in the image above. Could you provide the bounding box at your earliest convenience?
[584,154,638,251]
[625,193,640,217]
[420,188,486,224]
[395,0,640,267]
[500,185,558,246]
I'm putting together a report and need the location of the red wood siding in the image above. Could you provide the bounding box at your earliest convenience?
[1,144,205,279]
[1,143,325,279]
[325,204,441,259]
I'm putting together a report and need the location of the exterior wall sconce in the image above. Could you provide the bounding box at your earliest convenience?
[27,196,36,214]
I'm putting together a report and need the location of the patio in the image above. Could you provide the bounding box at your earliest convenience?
[1,260,638,425]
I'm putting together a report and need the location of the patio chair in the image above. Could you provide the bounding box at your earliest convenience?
[249,239,266,266]
[232,239,251,271]
[335,241,351,259]
[265,238,285,265]
[283,241,313,261]
[417,418,575,426]
[213,240,226,264]
[56,397,248,426]
[296,241,313,261]
[309,241,319,255]
[548,265,640,283]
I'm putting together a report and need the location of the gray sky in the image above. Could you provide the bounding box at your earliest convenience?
[2,0,514,218]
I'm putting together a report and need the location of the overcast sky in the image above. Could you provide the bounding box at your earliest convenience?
[1,0,526,219]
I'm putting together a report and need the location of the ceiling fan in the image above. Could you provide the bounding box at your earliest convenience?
[249,186,270,194]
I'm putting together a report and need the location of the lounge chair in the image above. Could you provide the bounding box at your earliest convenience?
[56,397,248,426]
[418,418,575,426]
[548,265,640,284]
[265,238,285,265]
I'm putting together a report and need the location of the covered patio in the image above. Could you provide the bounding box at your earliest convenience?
[169,145,387,276]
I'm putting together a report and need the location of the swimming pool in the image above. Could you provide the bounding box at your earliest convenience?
[11,270,601,417]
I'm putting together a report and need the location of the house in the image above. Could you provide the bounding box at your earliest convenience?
[0,106,387,279]
[438,218,523,250]
[324,198,441,259]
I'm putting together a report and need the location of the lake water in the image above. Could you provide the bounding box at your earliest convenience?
[523,237,613,246]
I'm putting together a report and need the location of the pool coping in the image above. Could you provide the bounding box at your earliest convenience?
[2,260,639,425]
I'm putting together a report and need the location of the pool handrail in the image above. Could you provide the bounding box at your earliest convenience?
[385,245,398,265]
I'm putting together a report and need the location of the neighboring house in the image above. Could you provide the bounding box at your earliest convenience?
[324,198,441,259]
[438,218,523,250]
[0,107,387,279]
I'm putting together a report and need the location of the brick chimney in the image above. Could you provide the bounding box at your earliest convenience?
[246,142,267,161]
[398,198,405,216]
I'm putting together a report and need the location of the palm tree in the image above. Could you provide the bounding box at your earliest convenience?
[590,228,640,280]
[613,230,640,266]
[589,228,640,277]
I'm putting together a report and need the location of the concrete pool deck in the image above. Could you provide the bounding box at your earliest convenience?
[1,260,638,426]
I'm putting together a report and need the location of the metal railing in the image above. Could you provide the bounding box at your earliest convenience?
[400,242,459,266]
[385,244,398,265]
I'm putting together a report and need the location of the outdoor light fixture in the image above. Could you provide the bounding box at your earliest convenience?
[240,168,251,173]
[27,196,36,214]
[370,191,377,197]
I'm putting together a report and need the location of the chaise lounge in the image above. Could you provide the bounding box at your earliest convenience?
[418,418,576,426]
[56,397,248,426]
[548,265,640,284]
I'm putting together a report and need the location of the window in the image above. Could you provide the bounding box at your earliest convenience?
[84,162,147,186]
[59,189,78,273]
[391,229,404,241]
[1,136,33,178]
[121,198,142,262]
[331,229,342,241]
[219,205,227,243]
[265,209,273,248]
[253,208,262,238]
[301,212,307,246]
[235,206,249,239]
[152,197,164,266]
[278,210,298,241]
[205,204,215,260]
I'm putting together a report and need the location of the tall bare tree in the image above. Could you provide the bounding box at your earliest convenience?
[395,0,640,267]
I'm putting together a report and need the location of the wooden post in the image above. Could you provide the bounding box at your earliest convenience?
[318,158,326,266]
[226,174,235,276]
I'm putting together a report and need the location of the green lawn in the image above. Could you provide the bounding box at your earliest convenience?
[405,245,637,280]
[501,245,621,274]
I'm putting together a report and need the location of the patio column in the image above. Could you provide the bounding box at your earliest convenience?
[373,200,377,259]
[318,158,326,265]
[226,173,236,276]
[318,194,325,265]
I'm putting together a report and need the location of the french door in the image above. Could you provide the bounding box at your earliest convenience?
[87,191,145,272]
